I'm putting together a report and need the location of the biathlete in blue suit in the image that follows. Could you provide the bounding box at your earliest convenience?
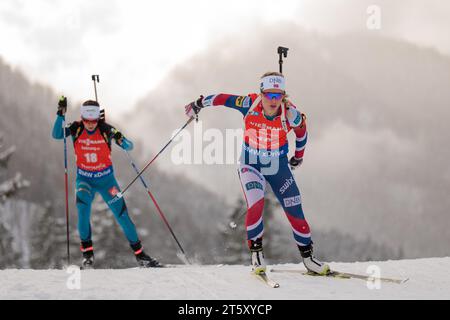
[52,97,162,268]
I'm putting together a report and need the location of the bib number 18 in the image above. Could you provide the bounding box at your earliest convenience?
[84,153,98,163]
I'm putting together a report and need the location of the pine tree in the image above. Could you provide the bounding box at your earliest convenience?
[0,218,19,268]
[0,134,29,202]
[0,133,29,268]
[30,201,73,269]
[218,198,248,264]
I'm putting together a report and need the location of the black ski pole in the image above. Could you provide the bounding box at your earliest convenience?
[278,46,289,74]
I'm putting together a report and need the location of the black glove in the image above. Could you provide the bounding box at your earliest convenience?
[57,96,67,116]
[112,129,123,142]
[185,95,204,118]
[289,156,303,170]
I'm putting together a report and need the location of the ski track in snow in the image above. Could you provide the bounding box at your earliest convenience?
[0,258,449,299]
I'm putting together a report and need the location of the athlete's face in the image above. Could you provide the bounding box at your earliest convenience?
[261,89,285,116]
[82,119,99,131]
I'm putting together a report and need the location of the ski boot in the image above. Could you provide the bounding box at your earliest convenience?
[131,241,164,268]
[250,239,266,275]
[299,243,330,275]
[81,240,94,269]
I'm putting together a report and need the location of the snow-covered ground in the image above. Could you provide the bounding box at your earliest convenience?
[1,257,449,300]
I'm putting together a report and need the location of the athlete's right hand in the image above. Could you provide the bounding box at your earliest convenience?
[289,156,303,170]
[57,96,67,116]
[185,96,204,118]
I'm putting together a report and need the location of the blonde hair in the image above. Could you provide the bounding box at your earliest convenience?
[261,71,284,79]
[260,71,289,101]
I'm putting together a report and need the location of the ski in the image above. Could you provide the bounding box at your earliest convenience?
[252,271,280,288]
[270,268,408,284]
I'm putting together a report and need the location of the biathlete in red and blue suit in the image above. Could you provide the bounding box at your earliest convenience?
[185,72,329,275]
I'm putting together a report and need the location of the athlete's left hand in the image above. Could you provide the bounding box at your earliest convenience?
[112,130,123,145]
[289,156,303,170]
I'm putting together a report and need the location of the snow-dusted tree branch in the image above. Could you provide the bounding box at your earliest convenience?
[0,172,31,202]
[0,146,16,168]
[0,133,30,202]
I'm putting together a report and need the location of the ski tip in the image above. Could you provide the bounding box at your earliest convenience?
[252,271,280,288]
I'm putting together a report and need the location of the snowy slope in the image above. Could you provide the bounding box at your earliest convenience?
[0,257,449,300]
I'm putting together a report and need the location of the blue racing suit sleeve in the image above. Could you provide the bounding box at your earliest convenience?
[119,137,134,151]
[109,125,134,151]
[201,94,256,117]
[52,115,71,140]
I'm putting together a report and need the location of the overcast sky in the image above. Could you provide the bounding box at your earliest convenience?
[1,0,449,118]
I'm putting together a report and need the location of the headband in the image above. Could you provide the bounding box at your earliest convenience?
[260,75,286,92]
[81,105,100,120]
